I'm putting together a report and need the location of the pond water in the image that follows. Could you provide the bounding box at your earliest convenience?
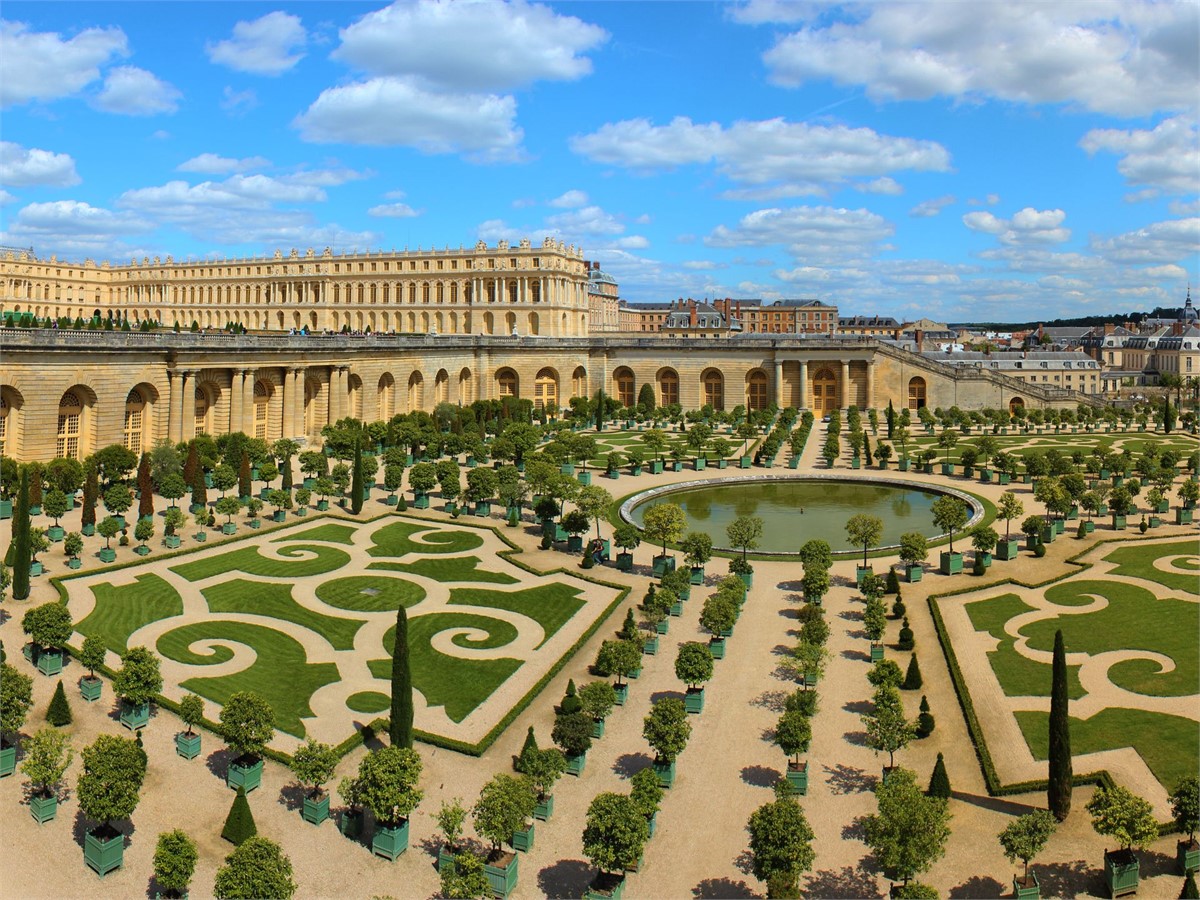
[627,478,954,554]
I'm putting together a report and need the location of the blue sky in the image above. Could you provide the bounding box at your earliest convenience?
[1,0,1197,323]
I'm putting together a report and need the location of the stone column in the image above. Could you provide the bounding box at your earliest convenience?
[180,371,196,441]
[293,368,306,437]
[774,359,785,407]
[866,359,876,410]
[841,360,851,409]
[798,360,807,409]
[281,369,295,438]
[230,369,244,435]
[241,372,255,435]
[167,370,181,443]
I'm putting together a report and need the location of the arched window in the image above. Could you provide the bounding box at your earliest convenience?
[1009,396,1025,416]
[458,368,472,405]
[613,367,635,408]
[659,369,679,407]
[57,391,83,459]
[378,373,395,419]
[408,372,424,412]
[0,393,9,458]
[812,367,837,415]
[908,377,927,410]
[434,370,449,405]
[703,370,724,411]
[347,374,363,420]
[253,381,271,440]
[496,369,517,398]
[746,370,769,411]
[535,368,558,410]
[124,389,146,452]
[194,384,211,436]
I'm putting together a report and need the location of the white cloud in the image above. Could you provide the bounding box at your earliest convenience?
[0,200,151,258]
[910,195,955,218]
[294,77,523,160]
[1080,115,1199,196]
[0,20,128,108]
[120,175,326,214]
[1169,198,1200,216]
[571,117,949,192]
[546,205,625,236]
[333,0,606,91]
[759,1,1198,117]
[682,260,727,271]
[221,86,259,115]
[0,142,80,187]
[964,207,1070,244]
[548,189,588,208]
[1089,217,1200,264]
[207,11,307,75]
[0,190,17,206]
[705,205,894,264]
[91,66,180,116]
[285,166,371,187]
[177,153,270,175]
[368,202,419,218]
[857,177,903,195]
[616,235,649,249]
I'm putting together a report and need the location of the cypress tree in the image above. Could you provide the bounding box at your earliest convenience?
[137,453,154,521]
[182,441,199,487]
[902,654,923,690]
[886,400,895,439]
[11,468,30,601]
[27,464,42,509]
[281,453,293,493]
[862,431,871,463]
[238,452,252,499]
[190,470,207,514]
[221,786,257,845]
[47,680,72,726]
[389,606,413,749]
[515,726,538,774]
[350,438,364,515]
[928,752,951,798]
[81,464,97,531]
[1048,629,1072,821]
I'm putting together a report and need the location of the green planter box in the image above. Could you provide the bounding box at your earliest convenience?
[855,565,873,588]
[1176,839,1200,876]
[567,535,584,553]
[534,793,554,822]
[1013,873,1040,899]
[1111,514,1126,530]
[82,523,95,536]
[652,555,675,576]
[650,460,665,474]
[717,459,728,469]
[851,457,861,470]
[740,456,752,469]
[786,761,808,796]
[47,525,65,542]
[438,845,458,873]
[584,872,626,900]
[36,649,63,677]
[671,461,684,472]
[577,471,592,485]
[98,547,117,563]
[591,717,606,739]
[193,532,207,543]
[709,637,726,659]
[998,473,1011,485]
[0,499,10,519]
[1148,516,1161,528]
[669,600,683,617]
[175,732,201,759]
[1083,521,1095,533]
[120,701,150,731]
[614,683,629,706]
[689,566,705,585]
[372,820,409,861]
[85,827,125,877]
[739,571,754,589]
[484,853,519,899]
[606,470,620,480]
[0,742,15,777]
[631,465,643,476]
[643,635,659,655]
[616,552,634,572]
[227,756,263,793]
[566,752,586,776]
[694,457,707,471]
[248,519,261,529]
[133,544,151,556]
[560,463,575,475]
[684,686,705,714]
[1178,508,1193,525]
[976,552,992,570]
[1052,519,1064,535]
[222,522,237,535]
[316,500,330,511]
[941,463,955,475]
[906,564,923,583]
[473,502,492,516]
[1104,849,1138,898]
[870,643,885,663]
[80,677,103,702]
[897,459,911,472]
[511,822,535,852]
[652,758,677,788]
[980,469,993,483]
[940,551,963,575]
[413,494,430,509]
[163,535,181,549]
[29,560,43,577]
[303,793,330,825]
[995,539,1020,561]
[339,810,363,840]
[29,792,57,824]
[67,557,82,569]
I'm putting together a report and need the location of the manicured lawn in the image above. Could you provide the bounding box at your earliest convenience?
[315,575,427,612]
[171,543,351,582]
[369,612,522,723]
[449,583,585,648]
[346,691,390,714]
[905,430,1197,470]
[203,578,364,651]
[272,523,358,545]
[1016,707,1199,794]
[77,573,183,653]
[366,521,483,557]
[157,620,339,737]
[367,555,517,585]
[965,594,1084,699]
[1105,540,1200,594]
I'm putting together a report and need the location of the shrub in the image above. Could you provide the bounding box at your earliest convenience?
[221,786,257,845]
[559,679,582,715]
[902,655,923,690]
[892,597,906,619]
[897,617,915,651]
[927,753,951,799]
[885,568,901,594]
[1034,541,1047,558]
[915,696,935,738]
[46,681,72,726]
[785,688,818,718]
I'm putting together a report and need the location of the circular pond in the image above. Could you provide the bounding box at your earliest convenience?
[623,476,982,555]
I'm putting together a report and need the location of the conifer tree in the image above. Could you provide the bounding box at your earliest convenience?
[191,470,207,514]
[238,452,252,499]
[902,654,923,690]
[515,727,539,774]
[1048,629,1072,821]
[221,785,257,845]
[916,695,935,738]
[389,606,413,749]
[182,441,199,487]
[350,437,364,515]
[46,680,72,726]
[927,752,951,799]
[10,468,30,601]
[81,464,98,532]
[137,453,154,520]
[1182,868,1199,900]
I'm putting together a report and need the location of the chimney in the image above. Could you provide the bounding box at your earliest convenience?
[1104,323,1114,335]
[689,300,698,327]
[915,329,924,349]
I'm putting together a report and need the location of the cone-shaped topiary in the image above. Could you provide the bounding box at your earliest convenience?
[1181,868,1199,900]
[885,568,900,595]
[928,752,951,799]
[560,679,582,715]
[515,726,538,774]
[916,695,935,738]
[222,785,257,845]
[46,680,72,726]
[619,609,639,642]
[897,617,914,651]
[902,654,923,690]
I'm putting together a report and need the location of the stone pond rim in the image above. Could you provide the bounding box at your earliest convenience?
[620,474,985,557]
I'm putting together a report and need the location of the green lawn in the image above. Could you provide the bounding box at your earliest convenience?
[905,430,1197,470]
[1016,707,1199,794]
[369,612,522,723]
[346,691,390,714]
[315,575,427,612]
[965,594,1084,699]
[449,583,585,648]
[366,521,483,557]
[171,543,351,582]
[1104,540,1200,594]
[203,578,363,651]
[367,555,517,585]
[272,523,358,545]
[77,573,183,653]
[157,620,339,737]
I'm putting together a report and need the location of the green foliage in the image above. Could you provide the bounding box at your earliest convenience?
[1086,785,1161,851]
[46,680,72,726]
[219,691,276,759]
[867,659,904,690]
[514,726,539,774]
[390,605,414,750]
[76,733,147,825]
[153,830,199,895]
[747,796,816,894]
[927,752,951,799]
[862,767,951,885]
[578,680,617,722]
[642,502,686,553]
[931,495,968,552]
[221,785,258,845]
[773,709,812,764]
[290,738,339,795]
[22,601,73,650]
[436,797,468,852]
[630,767,663,818]
[898,532,928,567]
[862,685,916,768]
[20,727,73,794]
[1048,629,1072,822]
[213,836,296,900]
[643,696,691,763]
[1,662,33,738]
[902,655,923,690]
[595,639,642,686]
[674,641,714,688]
[439,850,492,899]
[1171,776,1199,841]
[583,791,650,874]
[845,513,884,566]
[551,711,593,757]
[113,645,163,706]
[726,514,764,560]
[560,677,582,715]
[892,883,939,899]
[897,617,915,651]
[916,695,935,738]
[179,693,204,735]
[472,773,536,851]
[998,809,1056,881]
[523,747,567,799]
[356,745,424,826]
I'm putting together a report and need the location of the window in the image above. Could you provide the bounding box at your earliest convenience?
[613,368,635,407]
[253,381,271,440]
[534,369,557,410]
[747,371,768,410]
[703,370,724,410]
[659,370,679,406]
[497,370,517,398]
[124,389,145,452]
[57,391,83,459]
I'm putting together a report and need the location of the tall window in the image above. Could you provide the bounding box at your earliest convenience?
[57,391,82,459]
[0,394,8,458]
[747,371,768,411]
[347,375,363,421]
[659,370,679,407]
[378,373,395,419]
[703,371,724,411]
[572,367,587,398]
[194,385,210,436]
[497,370,517,398]
[408,373,424,412]
[812,368,837,414]
[535,369,558,410]
[613,368,634,407]
[459,369,472,405]
[907,377,927,410]
[124,389,145,452]
[253,381,270,440]
[304,380,318,433]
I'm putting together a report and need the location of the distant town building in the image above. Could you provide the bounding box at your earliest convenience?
[585,260,621,333]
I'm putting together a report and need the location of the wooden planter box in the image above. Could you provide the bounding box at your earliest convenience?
[372,820,409,861]
[339,809,363,839]
[1111,514,1127,530]
[80,677,103,701]
[709,637,726,659]
[614,683,629,706]
[84,827,125,877]
[227,756,263,793]
[739,571,754,589]
[906,564,923,582]
[1178,508,1194,525]
[786,760,808,796]
[739,456,752,469]
[616,552,634,572]
[511,822,535,852]
[119,701,150,731]
[650,460,664,475]
[29,792,57,824]
[652,758,677,788]
[870,643,885,663]
[0,741,15,777]
[221,523,237,535]
[652,555,675,577]
[36,649,63,677]
[413,494,430,509]
[67,557,82,569]
[939,551,963,575]
[534,793,554,822]
[689,566,705,585]
[566,752,587,776]
[591,718,606,739]
[694,458,707,471]
[684,686,705,714]
[133,544,151,556]
[995,539,1020,561]
[1103,849,1138,898]
[584,872,626,900]
[1177,839,1200,875]
[0,499,10,519]
[302,793,330,825]
[175,732,201,760]
[98,547,117,562]
[484,852,519,899]
[941,463,955,475]
[855,565,873,588]
[669,600,683,617]
[48,525,65,542]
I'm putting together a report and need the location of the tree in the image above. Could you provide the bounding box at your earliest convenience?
[213,836,296,900]
[643,696,691,763]
[931,495,968,553]
[630,767,663,820]
[472,773,537,853]
[77,635,106,680]
[113,646,163,707]
[1,662,33,746]
[785,640,828,691]
[998,809,1056,884]
[1048,629,1072,822]
[134,516,155,548]
[863,599,888,644]
[726,514,764,563]
[390,605,414,750]
[42,489,71,529]
[290,738,338,801]
[845,514,884,568]
[902,654,923,690]
[748,796,816,896]
[46,680,72,726]
[774,708,812,766]
[21,727,73,798]
[81,464,98,533]
[350,436,365,514]
[674,641,714,690]
[578,680,617,724]
[356,745,424,827]
[595,639,641,687]
[583,791,651,874]
[523,746,567,803]
[998,491,1024,539]
[153,829,198,898]
[179,693,204,736]
[643,502,686,557]
[927,752,951,799]
[64,531,83,563]
[1171,776,1199,844]
[970,525,998,562]
[219,691,275,761]
[862,685,916,768]
[1182,869,1199,900]
[798,538,833,573]
[76,734,147,828]
[700,593,737,638]
[552,711,594,758]
[861,766,951,887]
[867,658,904,690]
[680,531,714,571]
[1086,785,1160,852]
[10,468,30,600]
[898,532,928,571]
[440,850,493,899]
[22,601,73,651]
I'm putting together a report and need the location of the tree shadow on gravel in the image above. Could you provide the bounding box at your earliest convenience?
[776,579,803,594]
[694,877,758,898]
[277,782,305,812]
[823,763,877,794]
[845,628,867,640]
[72,807,135,850]
[771,643,792,657]
[804,865,881,899]
[950,790,1039,817]
[838,609,861,621]
[650,689,684,704]
[733,849,756,876]
[537,858,594,899]
[1026,859,1093,898]
[612,752,653,779]
[841,648,870,662]
[1138,848,1181,879]
[843,729,869,747]
[205,746,235,782]
[841,817,867,842]
[740,764,781,788]
[778,606,799,619]
[750,689,787,713]
[842,699,874,715]
[948,875,1007,898]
